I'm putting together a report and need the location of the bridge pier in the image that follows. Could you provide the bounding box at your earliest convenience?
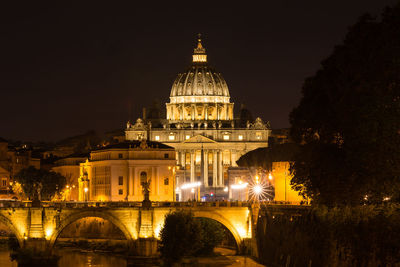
[131,238,158,257]
[24,238,48,251]
[241,203,260,258]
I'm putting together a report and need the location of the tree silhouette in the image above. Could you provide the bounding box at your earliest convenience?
[290,4,400,205]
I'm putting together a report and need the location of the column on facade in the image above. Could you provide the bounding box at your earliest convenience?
[129,166,134,197]
[213,150,217,187]
[191,105,195,120]
[218,150,223,187]
[203,149,208,187]
[133,168,138,195]
[216,104,220,120]
[231,150,237,167]
[155,167,159,196]
[190,150,195,182]
[181,150,185,168]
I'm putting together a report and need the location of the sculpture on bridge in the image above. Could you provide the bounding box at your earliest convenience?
[32,182,43,207]
[141,179,151,208]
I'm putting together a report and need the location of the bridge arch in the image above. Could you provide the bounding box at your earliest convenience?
[48,210,133,249]
[192,210,243,251]
[0,213,24,248]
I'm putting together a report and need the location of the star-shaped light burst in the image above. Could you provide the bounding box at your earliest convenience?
[248,168,274,202]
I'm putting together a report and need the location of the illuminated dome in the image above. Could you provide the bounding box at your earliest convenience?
[169,36,230,105]
[166,35,234,122]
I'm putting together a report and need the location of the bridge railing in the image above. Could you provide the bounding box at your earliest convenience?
[0,200,308,209]
[150,201,251,208]
[0,200,254,209]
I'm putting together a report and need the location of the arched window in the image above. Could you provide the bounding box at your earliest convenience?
[140,171,147,184]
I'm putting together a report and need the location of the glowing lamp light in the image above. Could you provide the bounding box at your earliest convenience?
[191,188,195,193]
[210,192,214,197]
[180,182,201,189]
[231,183,248,189]
[84,187,89,193]
[268,173,273,180]
[45,228,53,238]
[223,187,228,192]
[253,185,262,195]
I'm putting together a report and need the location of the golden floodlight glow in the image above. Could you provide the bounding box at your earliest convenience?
[84,187,88,193]
[45,228,53,239]
[268,173,273,180]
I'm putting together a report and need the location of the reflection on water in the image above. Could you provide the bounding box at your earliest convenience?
[0,248,127,267]
[0,249,17,267]
[0,247,261,267]
[57,249,127,267]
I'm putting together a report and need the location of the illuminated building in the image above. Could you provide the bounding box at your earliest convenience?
[125,36,270,201]
[271,162,306,204]
[78,139,176,201]
[52,153,88,201]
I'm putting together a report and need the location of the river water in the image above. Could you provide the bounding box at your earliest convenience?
[0,248,127,267]
[0,247,265,267]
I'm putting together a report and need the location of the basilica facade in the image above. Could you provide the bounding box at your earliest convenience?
[126,37,270,201]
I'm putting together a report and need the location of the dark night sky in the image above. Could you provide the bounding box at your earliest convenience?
[1,1,398,142]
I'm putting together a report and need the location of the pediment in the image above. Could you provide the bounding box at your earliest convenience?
[184,135,216,143]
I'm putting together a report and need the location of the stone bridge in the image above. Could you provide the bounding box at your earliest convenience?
[0,201,257,255]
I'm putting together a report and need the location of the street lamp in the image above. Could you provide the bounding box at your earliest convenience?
[249,170,273,203]
[253,184,262,195]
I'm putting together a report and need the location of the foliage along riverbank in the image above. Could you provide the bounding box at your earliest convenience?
[257,204,400,267]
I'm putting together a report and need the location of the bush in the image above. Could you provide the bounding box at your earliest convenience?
[159,210,202,265]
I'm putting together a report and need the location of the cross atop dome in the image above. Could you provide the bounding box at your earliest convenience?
[193,33,207,63]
